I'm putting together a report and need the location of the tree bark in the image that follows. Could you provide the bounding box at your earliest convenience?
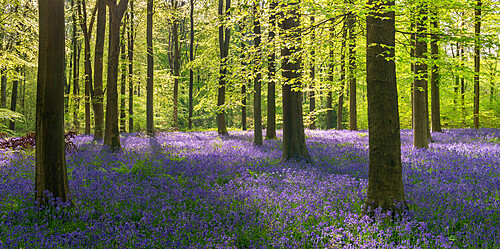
[120,14,127,132]
[146,0,154,136]
[430,6,441,132]
[266,0,277,139]
[281,0,310,162]
[309,16,316,130]
[172,0,180,129]
[217,0,230,136]
[413,2,428,149]
[1,69,6,108]
[253,2,262,145]
[337,25,347,130]
[188,0,194,130]
[93,0,106,140]
[35,0,71,205]
[326,21,334,129]
[473,0,481,129]
[104,0,128,151]
[9,75,18,130]
[365,0,405,213]
[128,0,134,132]
[348,9,357,131]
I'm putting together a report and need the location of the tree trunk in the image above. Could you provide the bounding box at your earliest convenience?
[266,0,277,139]
[281,0,310,162]
[93,0,106,141]
[9,75,18,131]
[172,0,180,129]
[430,6,441,132]
[413,3,428,149]
[337,25,347,130]
[217,0,230,136]
[473,0,481,129]
[120,15,127,132]
[365,0,405,214]
[326,21,334,129]
[146,0,154,136]
[253,3,262,145]
[188,0,194,130]
[128,0,134,132]
[1,69,6,108]
[309,16,316,130]
[104,0,128,151]
[460,42,465,125]
[36,0,71,205]
[348,9,357,131]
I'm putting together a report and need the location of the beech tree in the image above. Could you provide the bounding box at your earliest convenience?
[217,0,230,136]
[35,0,71,205]
[413,1,428,149]
[253,2,262,146]
[104,0,129,151]
[146,0,154,136]
[92,0,106,141]
[473,0,481,129]
[365,0,405,212]
[265,0,277,139]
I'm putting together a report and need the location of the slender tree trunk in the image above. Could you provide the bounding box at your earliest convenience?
[309,16,316,130]
[9,75,18,130]
[1,69,6,108]
[172,0,180,129]
[72,0,81,133]
[348,9,357,131]
[253,2,262,145]
[281,0,310,162]
[413,2,428,149]
[36,0,71,205]
[266,0,277,139]
[146,0,154,136]
[92,0,106,141]
[430,6,441,132]
[104,0,128,151]
[337,25,347,130]
[410,11,415,129]
[128,0,134,132]
[365,0,405,213]
[326,21,334,129]
[217,0,230,136]
[473,0,481,129]
[460,42,466,125]
[120,14,127,132]
[188,0,194,130]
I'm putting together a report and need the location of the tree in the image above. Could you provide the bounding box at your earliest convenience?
[473,0,481,129]
[104,0,129,151]
[413,1,428,149]
[35,0,71,205]
[430,6,441,132]
[253,2,262,146]
[188,0,194,130]
[337,24,347,130]
[0,69,6,108]
[71,0,82,134]
[326,21,334,130]
[93,0,106,141]
[281,0,310,162]
[120,14,127,132]
[9,71,18,130]
[266,0,277,139]
[309,16,316,130]
[146,0,154,136]
[365,0,405,213]
[217,0,230,136]
[128,0,134,132]
[348,8,357,131]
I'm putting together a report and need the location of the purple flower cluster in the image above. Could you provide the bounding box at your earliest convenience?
[0,129,498,248]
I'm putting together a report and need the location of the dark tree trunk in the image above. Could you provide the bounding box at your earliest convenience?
[365,0,405,213]
[281,0,310,162]
[172,0,180,129]
[9,76,18,130]
[93,0,106,141]
[188,0,194,130]
[473,0,481,129]
[253,3,262,145]
[104,0,128,151]
[72,0,81,133]
[337,25,347,130]
[348,10,357,131]
[120,15,127,132]
[326,21,334,129]
[430,6,441,132]
[36,0,71,205]
[413,3,428,149]
[128,0,134,132]
[242,83,247,131]
[146,0,154,136]
[309,16,316,130]
[217,0,230,136]
[1,69,6,108]
[266,0,277,139]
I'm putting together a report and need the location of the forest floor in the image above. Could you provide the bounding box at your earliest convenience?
[0,128,499,248]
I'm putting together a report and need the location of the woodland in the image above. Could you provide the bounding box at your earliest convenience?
[0,0,499,247]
